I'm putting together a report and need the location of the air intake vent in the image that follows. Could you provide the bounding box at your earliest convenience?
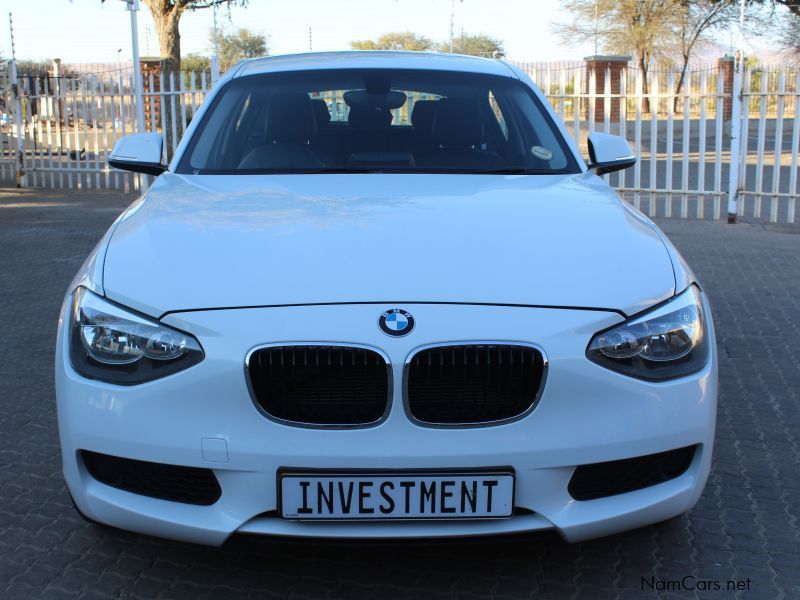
[568,445,697,501]
[406,344,546,425]
[81,451,221,505]
[247,345,390,426]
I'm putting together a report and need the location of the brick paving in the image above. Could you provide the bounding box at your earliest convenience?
[0,186,798,599]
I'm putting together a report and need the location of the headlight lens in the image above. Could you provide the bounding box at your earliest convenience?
[70,287,203,384]
[586,285,709,381]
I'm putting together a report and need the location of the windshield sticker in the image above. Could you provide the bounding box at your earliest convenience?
[531,146,554,161]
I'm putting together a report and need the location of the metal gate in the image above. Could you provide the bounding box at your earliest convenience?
[1,59,798,223]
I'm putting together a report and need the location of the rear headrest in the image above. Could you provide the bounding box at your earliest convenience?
[310,99,331,127]
[432,98,483,148]
[348,105,393,129]
[411,100,437,130]
[266,93,315,143]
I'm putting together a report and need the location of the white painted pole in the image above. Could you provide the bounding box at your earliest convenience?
[449,0,455,52]
[126,0,146,134]
[9,12,26,187]
[726,0,746,223]
[211,3,220,84]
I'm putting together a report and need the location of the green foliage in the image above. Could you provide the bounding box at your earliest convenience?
[350,31,503,57]
[182,53,211,73]
[440,34,505,57]
[351,32,435,51]
[212,27,269,70]
[554,0,678,63]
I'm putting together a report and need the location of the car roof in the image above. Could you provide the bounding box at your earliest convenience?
[234,51,518,79]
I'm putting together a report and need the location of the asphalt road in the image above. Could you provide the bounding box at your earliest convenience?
[0,186,798,599]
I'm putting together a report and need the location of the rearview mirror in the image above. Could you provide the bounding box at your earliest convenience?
[586,132,636,175]
[108,133,166,176]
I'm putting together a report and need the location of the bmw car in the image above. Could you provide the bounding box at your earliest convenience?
[56,51,717,545]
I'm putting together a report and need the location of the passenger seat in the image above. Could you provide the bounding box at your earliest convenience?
[410,100,438,151]
[416,98,504,170]
[238,93,323,170]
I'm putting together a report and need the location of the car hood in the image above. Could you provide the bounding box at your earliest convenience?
[103,172,676,317]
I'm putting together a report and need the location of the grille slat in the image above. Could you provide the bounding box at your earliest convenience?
[247,345,389,426]
[406,344,546,425]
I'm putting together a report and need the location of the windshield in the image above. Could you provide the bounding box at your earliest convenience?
[177,68,580,175]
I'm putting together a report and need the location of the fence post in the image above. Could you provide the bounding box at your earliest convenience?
[210,56,220,86]
[726,53,745,223]
[140,57,163,130]
[9,58,25,187]
[583,55,629,126]
[717,56,734,121]
[52,59,64,156]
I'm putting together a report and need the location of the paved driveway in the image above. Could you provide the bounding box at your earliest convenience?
[0,186,798,599]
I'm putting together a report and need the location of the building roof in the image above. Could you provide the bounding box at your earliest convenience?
[234,51,517,79]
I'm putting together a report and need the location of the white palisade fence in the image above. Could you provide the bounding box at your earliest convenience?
[1,59,798,223]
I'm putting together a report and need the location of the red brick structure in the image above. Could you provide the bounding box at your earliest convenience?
[718,56,734,121]
[140,57,164,131]
[583,55,630,124]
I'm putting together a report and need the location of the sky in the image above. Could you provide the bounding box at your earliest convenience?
[0,0,780,65]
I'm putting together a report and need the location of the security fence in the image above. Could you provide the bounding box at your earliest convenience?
[1,58,798,223]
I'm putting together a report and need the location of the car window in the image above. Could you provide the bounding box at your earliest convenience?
[177,69,579,175]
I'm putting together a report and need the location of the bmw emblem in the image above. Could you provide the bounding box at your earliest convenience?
[379,309,415,337]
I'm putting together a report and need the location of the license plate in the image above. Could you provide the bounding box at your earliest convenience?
[279,472,514,520]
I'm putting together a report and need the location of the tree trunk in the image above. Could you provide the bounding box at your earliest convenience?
[674,56,690,114]
[144,0,183,155]
[150,8,182,74]
[639,55,651,115]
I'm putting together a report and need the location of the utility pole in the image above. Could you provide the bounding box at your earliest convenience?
[726,0,746,223]
[121,0,147,191]
[8,12,25,187]
[122,0,145,134]
[211,2,220,83]
[449,0,454,52]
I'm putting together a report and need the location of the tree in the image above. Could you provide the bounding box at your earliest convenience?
[212,27,269,70]
[673,1,738,106]
[102,1,248,75]
[780,14,800,55]
[441,33,505,57]
[735,1,799,58]
[351,32,435,51]
[773,0,800,16]
[775,0,800,56]
[181,53,211,73]
[554,0,679,112]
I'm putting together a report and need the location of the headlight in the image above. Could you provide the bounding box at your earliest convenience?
[69,287,203,385]
[586,285,709,381]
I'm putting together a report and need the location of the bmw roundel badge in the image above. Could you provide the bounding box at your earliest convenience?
[379,309,415,337]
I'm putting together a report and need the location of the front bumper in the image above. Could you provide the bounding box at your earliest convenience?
[56,300,717,546]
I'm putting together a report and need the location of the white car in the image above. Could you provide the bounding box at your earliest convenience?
[56,51,717,545]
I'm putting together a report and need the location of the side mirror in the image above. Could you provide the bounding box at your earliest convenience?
[586,132,636,175]
[108,133,166,176]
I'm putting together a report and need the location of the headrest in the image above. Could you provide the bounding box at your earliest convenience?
[432,98,483,148]
[266,93,315,143]
[348,105,393,129]
[310,99,331,127]
[411,100,437,130]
